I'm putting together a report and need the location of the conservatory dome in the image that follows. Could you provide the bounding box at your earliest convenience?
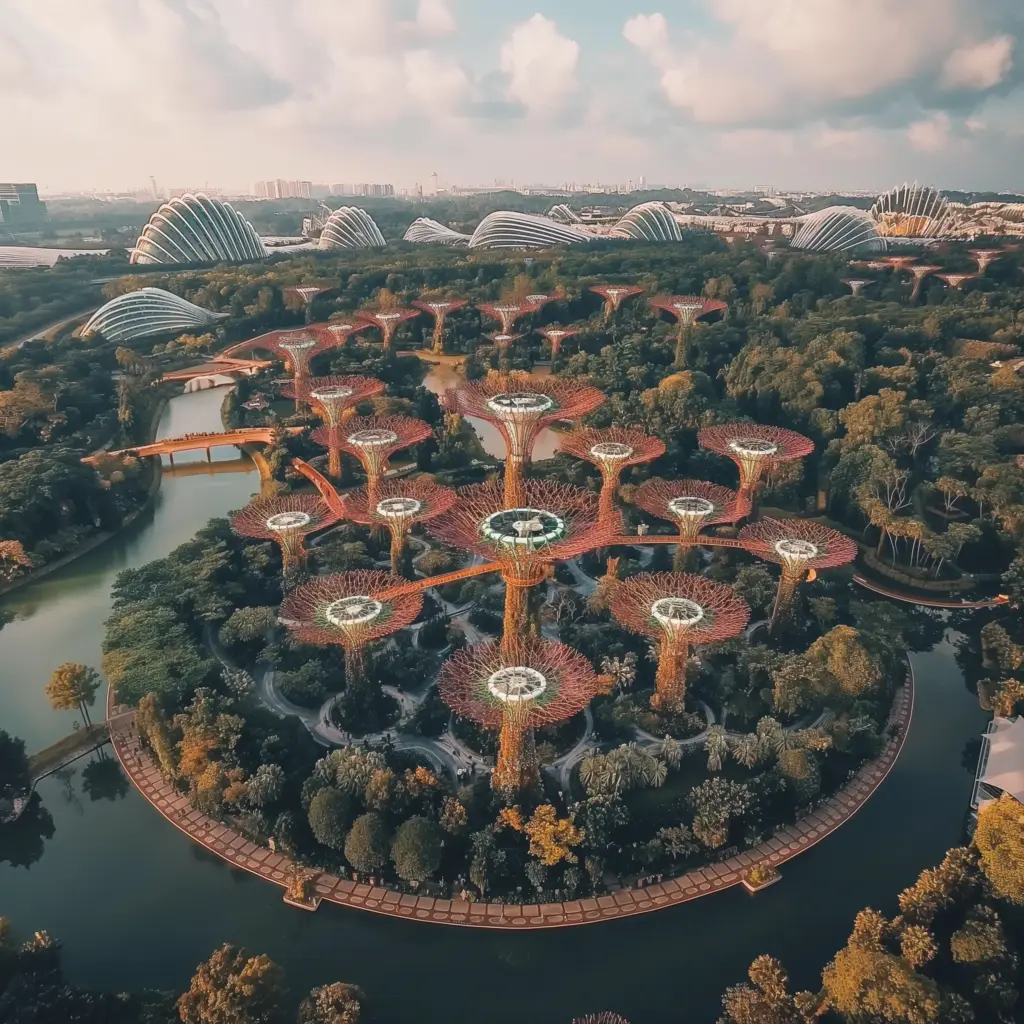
[871,183,953,240]
[612,202,683,242]
[318,207,386,250]
[403,218,470,245]
[468,211,592,250]
[82,287,222,342]
[790,206,885,253]
[130,194,267,266]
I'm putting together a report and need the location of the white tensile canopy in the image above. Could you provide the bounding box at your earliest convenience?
[981,717,1024,803]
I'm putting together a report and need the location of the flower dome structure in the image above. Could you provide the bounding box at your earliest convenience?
[130,194,267,266]
[547,204,581,225]
[82,287,221,342]
[468,211,591,250]
[612,202,683,242]
[403,218,471,245]
[318,207,386,250]
[791,207,885,253]
[871,183,953,240]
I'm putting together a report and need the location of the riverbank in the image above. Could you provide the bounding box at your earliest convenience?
[28,723,109,780]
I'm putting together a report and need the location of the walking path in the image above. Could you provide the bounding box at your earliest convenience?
[852,574,1009,609]
[107,661,913,929]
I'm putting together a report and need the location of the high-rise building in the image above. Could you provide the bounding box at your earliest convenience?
[0,183,48,230]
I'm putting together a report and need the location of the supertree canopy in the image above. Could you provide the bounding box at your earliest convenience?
[229,493,339,572]
[908,264,941,300]
[284,285,332,307]
[343,476,458,575]
[477,301,531,335]
[427,480,613,652]
[268,330,323,408]
[484,332,523,357]
[698,423,814,500]
[314,415,431,495]
[538,325,581,361]
[739,518,857,629]
[437,637,599,796]
[634,478,746,539]
[357,307,420,350]
[311,320,372,348]
[589,284,644,321]
[558,427,666,520]
[279,570,422,681]
[443,373,605,504]
[411,299,467,354]
[648,295,728,367]
[609,573,750,710]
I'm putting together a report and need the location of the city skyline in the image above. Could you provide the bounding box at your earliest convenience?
[4,0,1024,194]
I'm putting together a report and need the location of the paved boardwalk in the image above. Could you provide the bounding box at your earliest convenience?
[108,668,913,929]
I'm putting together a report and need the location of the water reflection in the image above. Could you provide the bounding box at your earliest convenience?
[0,794,55,869]
[81,752,129,803]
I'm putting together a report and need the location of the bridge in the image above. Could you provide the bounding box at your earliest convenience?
[84,427,305,475]
[162,357,272,383]
[852,574,1010,609]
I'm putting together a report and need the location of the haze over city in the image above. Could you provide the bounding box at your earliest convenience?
[4,0,1024,193]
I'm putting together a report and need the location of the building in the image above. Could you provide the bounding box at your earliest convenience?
[82,287,224,342]
[972,717,1024,823]
[0,183,48,231]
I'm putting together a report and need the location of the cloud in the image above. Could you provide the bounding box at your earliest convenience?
[908,112,952,152]
[941,35,1014,90]
[416,0,456,37]
[403,49,469,111]
[624,1,1019,127]
[500,14,580,114]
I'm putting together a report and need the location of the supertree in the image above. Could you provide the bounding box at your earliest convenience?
[590,284,644,322]
[558,427,665,521]
[937,273,977,292]
[538,325,581,361]
[281,375,385,478]
[970,249,1003,274]
[357,307,421,351]
[634,478,746,540]
[270,331,323,410]
[279,570,422,682]
[311,320,372,349]
[343,476,458,575]
[842,278,871,297]
[315,415,431,498]
[229,493,339,573]
[698,423,814,502]
[443,374,605,505]
[411,299,468,355]
[880,256,917,273]
[526,293,553,309]
[908,264,940,301]
[484,332,523,359]
[609,573,749,711]
[284,285,332,314]
[427,480,614,655]
[437,637,599,796]
[477,301,531,335]
[648,295,728,367]
[739,518,857,630]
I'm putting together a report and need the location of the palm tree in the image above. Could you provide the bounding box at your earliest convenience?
[656,824,699,860]
[705,724,729,772]
[655,736,683,769]
[729,733,760,768]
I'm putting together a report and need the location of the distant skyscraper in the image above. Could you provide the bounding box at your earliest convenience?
[0,183,48,230]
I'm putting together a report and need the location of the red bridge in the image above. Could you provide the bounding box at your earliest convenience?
[852,575,1010,609]
[84,427,304,466]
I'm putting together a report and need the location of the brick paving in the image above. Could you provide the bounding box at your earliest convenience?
[108,670,913,930]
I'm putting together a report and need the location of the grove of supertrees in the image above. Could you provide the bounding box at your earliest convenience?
[229,493,339,574]
[635,478,746,541]
[590,284,644,321]
[442,373,605,505]
[437,637,599,797]
[428,479,615,657]
[538,325,581,362]
[343,476,458,575]
[698,423,814,504]
[609,573,750,711]
[411,298,467,354]
[557,426,666,522]
[279,569,422,683]
[648,295,728,367]
[739,518,857,630]
[314,414,431,493]
[357,307,420,350]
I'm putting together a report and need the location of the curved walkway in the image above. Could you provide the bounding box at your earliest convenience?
[852,574,1009,609]
[107,662,913,929]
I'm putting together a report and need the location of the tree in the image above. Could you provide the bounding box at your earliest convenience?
[244,764,285,808]
[719,954,813,1024]
[344,812,390,873]
[524,804,585,866]
[177,943,287,1024]
[308,788,354,850]
[219,606,277,649]
[689,778,753,848]
[298,982,365,1024]
[390,815,443,881]
[973,794,1024,904]
[45,662,101,726]
[136,691,178,778]
[0,730,30,800]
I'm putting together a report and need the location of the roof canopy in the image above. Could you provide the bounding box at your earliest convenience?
[981,717,1024,804]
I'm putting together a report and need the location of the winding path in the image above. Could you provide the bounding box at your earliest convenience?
[852,574,1009,609]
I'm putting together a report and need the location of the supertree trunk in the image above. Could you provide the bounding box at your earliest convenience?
[501,577,531,657]
[432,318,445,355]
[328,445,342,481]
[345,645,365,685]
[504,455,527,508]
[770,568,803,631]
[389,527,406,577]
[653,635,688,711]
[493,715,540,798]
[674,324,693,368]
[598,477,619,524]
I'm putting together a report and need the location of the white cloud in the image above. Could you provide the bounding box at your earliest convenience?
[622,13,671,68]
[403,49,469,110]
[416,0,455,37]
[908,112,951,152]
[941,35,1014,90]
[500,14,579,114]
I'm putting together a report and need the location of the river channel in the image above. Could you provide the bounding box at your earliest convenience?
[0,385,988,1024]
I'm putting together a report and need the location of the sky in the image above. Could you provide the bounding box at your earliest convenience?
[4,0,1024,194]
